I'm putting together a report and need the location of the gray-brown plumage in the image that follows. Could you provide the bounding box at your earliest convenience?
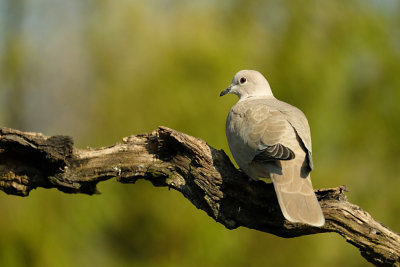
[220,70,324,227]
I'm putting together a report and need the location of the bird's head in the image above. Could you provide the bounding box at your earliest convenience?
[220,70,274,100]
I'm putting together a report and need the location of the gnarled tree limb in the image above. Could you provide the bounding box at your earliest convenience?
[0,126,399,266]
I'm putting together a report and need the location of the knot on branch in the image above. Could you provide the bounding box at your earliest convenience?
[0,127,73,196]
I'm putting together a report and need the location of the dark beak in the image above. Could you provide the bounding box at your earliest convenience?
[220,86,232,97]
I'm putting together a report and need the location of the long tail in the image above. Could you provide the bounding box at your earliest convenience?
[270,161,325,227]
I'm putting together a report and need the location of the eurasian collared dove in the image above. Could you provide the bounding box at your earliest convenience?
[220,70,325,227]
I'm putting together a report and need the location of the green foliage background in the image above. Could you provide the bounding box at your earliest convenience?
[1,1,399,266]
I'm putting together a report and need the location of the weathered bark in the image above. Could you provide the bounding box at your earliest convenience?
[0,126,399,266]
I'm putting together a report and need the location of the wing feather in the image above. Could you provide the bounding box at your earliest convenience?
[252,144,295,162]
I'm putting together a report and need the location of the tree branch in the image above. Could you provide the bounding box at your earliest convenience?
[0,126,399,266]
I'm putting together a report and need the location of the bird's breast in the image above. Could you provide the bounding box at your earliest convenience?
[225,109,257,172]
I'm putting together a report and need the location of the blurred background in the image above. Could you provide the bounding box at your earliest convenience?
[1,0,399,266]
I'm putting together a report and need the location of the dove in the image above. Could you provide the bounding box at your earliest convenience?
[220,70,325,227]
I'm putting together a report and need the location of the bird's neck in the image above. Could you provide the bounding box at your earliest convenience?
[238,93,275,102]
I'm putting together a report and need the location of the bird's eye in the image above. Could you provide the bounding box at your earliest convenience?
[239,77,247,84]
